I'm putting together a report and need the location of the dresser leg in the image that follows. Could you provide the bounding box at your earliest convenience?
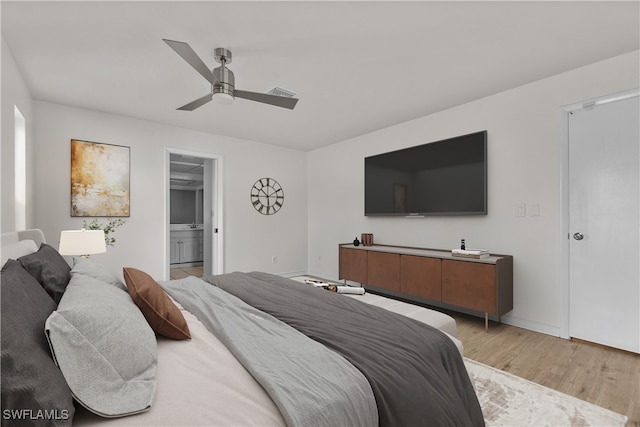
[485,313,488,332]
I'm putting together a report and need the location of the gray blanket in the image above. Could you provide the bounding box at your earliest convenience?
[160,276,378,427]
[205,271,485,427]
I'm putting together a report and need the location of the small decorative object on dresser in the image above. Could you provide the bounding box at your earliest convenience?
[451,248,490,259]
[360,233,374,246]
[353,237,360,246]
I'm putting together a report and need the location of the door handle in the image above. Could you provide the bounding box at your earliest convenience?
[573,232,584,241]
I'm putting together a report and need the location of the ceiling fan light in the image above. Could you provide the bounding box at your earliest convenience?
[213,91,234,105]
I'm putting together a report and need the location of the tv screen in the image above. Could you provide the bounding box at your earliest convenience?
[364,131,487,216]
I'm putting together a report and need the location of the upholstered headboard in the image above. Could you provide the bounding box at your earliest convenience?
[1,228,47,266]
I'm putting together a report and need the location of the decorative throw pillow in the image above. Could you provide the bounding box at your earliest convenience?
[71,257,128,291]
[123,267,191,340]
[19,243,71,304]
[1,260,75,425]
[45,274,157,418]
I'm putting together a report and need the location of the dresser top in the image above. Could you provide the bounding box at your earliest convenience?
[340,243,508,264]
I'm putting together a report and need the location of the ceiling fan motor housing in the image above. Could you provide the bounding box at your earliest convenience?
[213,65,235,96]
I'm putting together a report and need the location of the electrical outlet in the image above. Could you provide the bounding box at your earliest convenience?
[515,203,526,217]
[271,256,278,263]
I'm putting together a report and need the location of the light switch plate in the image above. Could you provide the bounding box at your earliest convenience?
[529,203,540,216]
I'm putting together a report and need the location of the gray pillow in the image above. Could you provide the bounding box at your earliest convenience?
[1,259,75,425]
[45,274,157,418]
[71,257,128,291]
[19,243,71,304]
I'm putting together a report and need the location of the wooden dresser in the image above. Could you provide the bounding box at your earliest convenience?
[339,243,513,329]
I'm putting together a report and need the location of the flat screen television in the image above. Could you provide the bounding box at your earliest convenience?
[364,130,487,216]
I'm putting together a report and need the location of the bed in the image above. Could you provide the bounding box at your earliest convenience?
[1,229,484,427]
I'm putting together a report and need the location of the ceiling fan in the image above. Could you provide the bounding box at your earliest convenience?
[163,39,299,110]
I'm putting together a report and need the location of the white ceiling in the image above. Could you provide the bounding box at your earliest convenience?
[2,1,638,151]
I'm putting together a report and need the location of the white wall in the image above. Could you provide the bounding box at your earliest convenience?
[32,102,308,280]
[307,51,640,336]
[1,37,35,232]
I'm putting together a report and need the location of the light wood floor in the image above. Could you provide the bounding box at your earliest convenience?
[169,265,204,280]
[451,312,639,426]
[171,268,638,425]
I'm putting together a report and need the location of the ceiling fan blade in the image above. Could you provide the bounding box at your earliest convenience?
[234,90,299,110]
[163,39,215,85]
[177,94,213,111]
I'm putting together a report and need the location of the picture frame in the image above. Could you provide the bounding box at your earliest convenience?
[70,139,130,217]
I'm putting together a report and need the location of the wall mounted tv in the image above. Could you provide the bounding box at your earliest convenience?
[364,130,487,216]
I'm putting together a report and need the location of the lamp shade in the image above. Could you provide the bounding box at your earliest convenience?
[59,229,106,257]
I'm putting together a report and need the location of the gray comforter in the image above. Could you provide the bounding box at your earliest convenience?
[205,271,485,427]
[160,276,378,427]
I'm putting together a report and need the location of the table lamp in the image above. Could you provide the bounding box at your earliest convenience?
[59,229,106,258]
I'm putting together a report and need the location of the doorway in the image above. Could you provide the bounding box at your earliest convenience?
[561,90,639,353]
[166,149,223,279]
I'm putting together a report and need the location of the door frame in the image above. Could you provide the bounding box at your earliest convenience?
[559,88,639,339]
[165,148,224,279]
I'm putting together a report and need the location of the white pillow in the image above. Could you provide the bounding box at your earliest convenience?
[1,239,38,266]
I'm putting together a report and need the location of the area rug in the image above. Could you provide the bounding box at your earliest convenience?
[465,358,628,426]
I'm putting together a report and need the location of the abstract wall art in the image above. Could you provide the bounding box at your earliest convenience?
[71,139,130,217]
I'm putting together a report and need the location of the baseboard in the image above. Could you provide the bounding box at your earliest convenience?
[170,261,204,268]
[305,270,340,282]
[279,269,307,279]
[500,314,562,337]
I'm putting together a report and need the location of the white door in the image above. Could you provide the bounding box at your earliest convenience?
[568,94,639,353]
